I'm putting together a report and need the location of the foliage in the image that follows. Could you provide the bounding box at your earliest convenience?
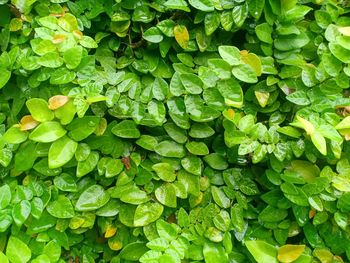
[0,0,350,262]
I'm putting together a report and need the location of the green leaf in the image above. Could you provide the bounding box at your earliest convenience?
[218,46,241,66]
[75,185,110,212]
[26,98,54,122]
[245,240,278,263]
[256,23,273,44]
[232,64,258,83]
[46,195,75,218]
[155,183,177,208]
[29,122,66,143]
[203,242,228,263]
[111,120,140,138]
[186,141,209,155]
[67,116,100,141]
[155,140,186,158]
[12,200,31,226]
[310,131,327,156]
[63,46,83,69]
[143,27,163,43]
[180,73,203,94]
[43,240,61,263]
[48,136,78,168]
[0,69,11,89]
[50,68,76,85]
[134,202,164,227]
[6,236,31,263]
[0,184,11,209]
[37,52,63,68]
[164,0,190,12]
[189,123,215,138]
[248,0,265,19]
[152,162,176,182]
[181,156,202,176]
[217,79,243,108]
[3,126,28,144]
[188,0,214,12]
[203,153,228,170]
[211,186,230,208]
[76,151,99,177]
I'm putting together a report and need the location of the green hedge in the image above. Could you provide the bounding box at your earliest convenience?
[0,0,350,262]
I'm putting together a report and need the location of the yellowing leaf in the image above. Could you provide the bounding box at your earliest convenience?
[241,52,262,76]
[20,115,39,131]
[108,238,123,251]
[254,91,269,108]
[52,34,67,44]
[48,95,69,110]
[296,116,315,135]
[278,245,305,263]
[338,27,350,36]
[174,25,189,49]
[105,225,117,238]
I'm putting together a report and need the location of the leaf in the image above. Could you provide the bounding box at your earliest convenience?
[164,0,190,12]
[174,25,189,49]
[67,116,100,141]
[218,46,241,66]
[134,202,164,227]
[63,46,83,69]
[248,0,265,19]
[29,121,66,143]
[6,236,31,263]
[155,183,177,208]
[181,156,202,176]
[256,23,273,44]
[46,195,75,218]
[245,240,278,263]
[75,185,110,211]
[188,0,214,11]
[143,27,163,43]
[310,131,327,156]
[232,64,258,83]
[180,73,203,94]
[37,52,63,68]
[48,136,78,168]
[203,242,228,263]
[0,69,11,89]
[19,115,39,131]
[217,79,243,108]
[76,151,99,177]
[111,120,140,138]
[0,185,11,209]
[152,162,176,182]
[3,126,28,144]
[12,200,31,226]
[48,95,69,110]
[277,245,305,263]
[26,98,54,122]
[155,140,186,158]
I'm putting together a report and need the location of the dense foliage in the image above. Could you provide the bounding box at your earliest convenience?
[1,0,350,262]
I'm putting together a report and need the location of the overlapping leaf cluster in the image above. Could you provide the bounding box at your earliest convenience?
[1,0,350,262]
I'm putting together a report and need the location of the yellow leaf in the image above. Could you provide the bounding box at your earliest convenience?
[241,52,262,76]
[108,237,123,251]
[48,95,69,110]
[338,27,350,37]
[20,115,39,131]
[254,91,270,108]
[313,248,333,263]
[73,30,83,39]
[104,225,117,238]
[278,245,305,263]
[296,116,315,135]
[52,34,67,44]
[174,25,189,49]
